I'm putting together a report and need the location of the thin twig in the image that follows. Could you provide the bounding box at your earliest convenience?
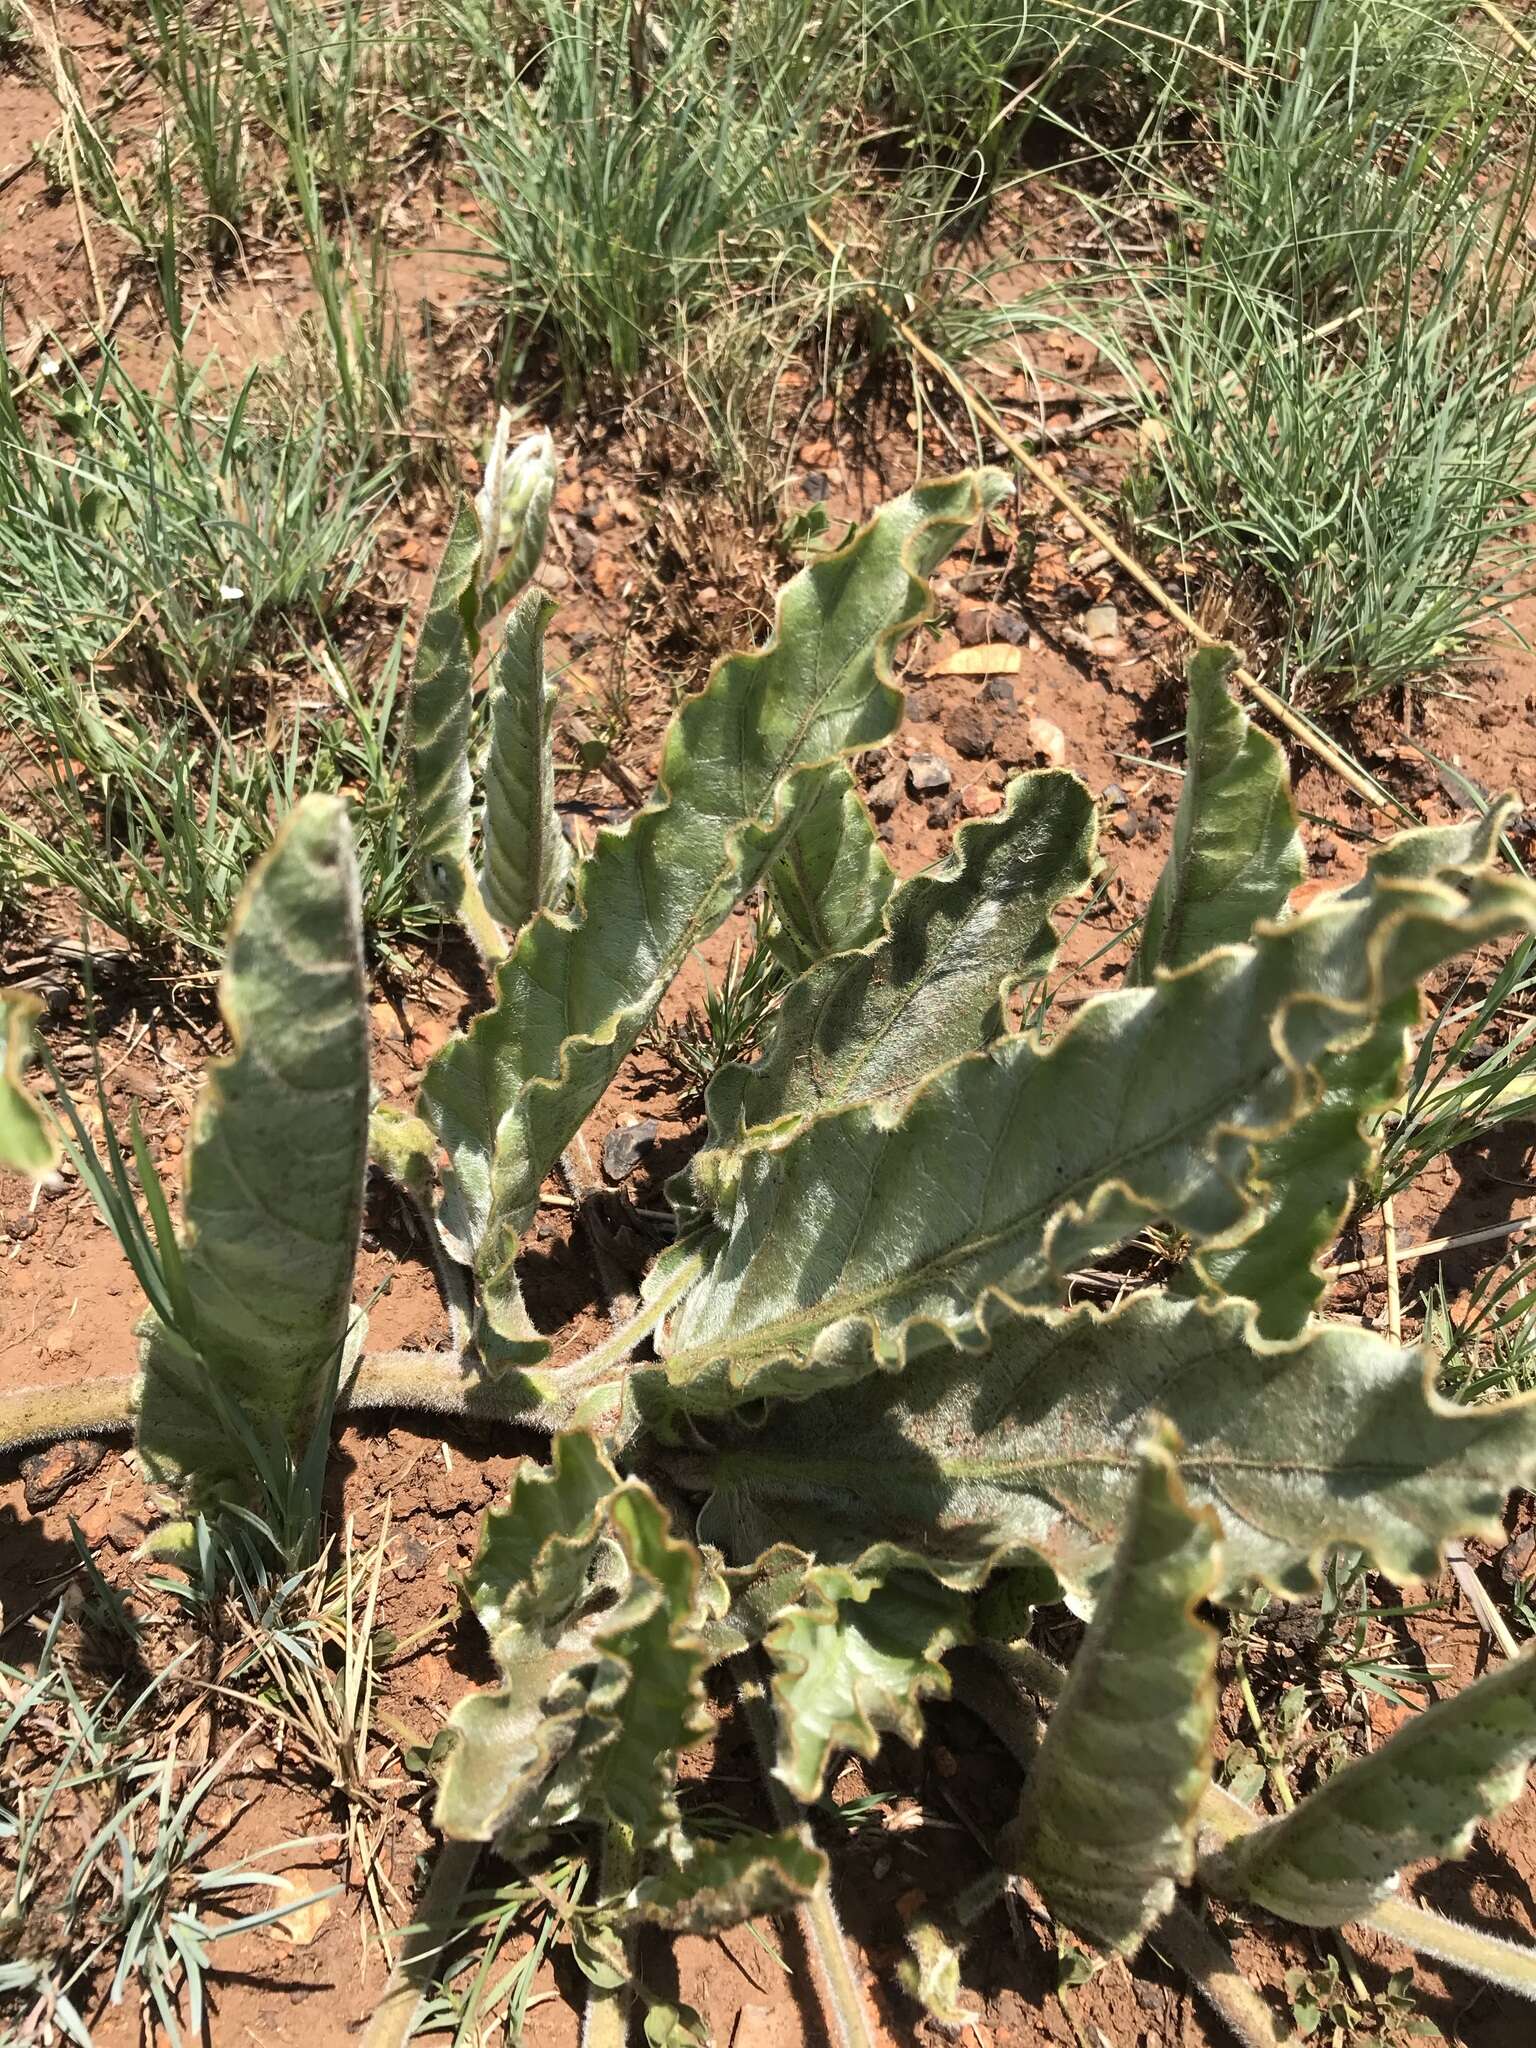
[1327,1214,1533,1276]
[563,712,648,808]
[1446,1542,1521,1659]
[1473,0,1536,64]
[1382,1194,1402,1344]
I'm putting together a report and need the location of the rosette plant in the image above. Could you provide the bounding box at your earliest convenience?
[8,418,1536,2046]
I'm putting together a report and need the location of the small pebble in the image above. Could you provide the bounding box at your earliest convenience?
[867,770,904,820]
[1083,602,1119,642]
[982,676,1016,709]
[907,754,951,796]
[943,707,991,762]
[1026,717,1067,767]
[602,1120,658,1183]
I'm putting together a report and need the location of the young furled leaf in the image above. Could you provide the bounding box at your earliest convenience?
[659,828,1535,1410]
[419,470,1011,1360]
[436,1434,711,1849]
[692,1290,1536,1604]
[764,762,896,973]
[0,991,59,1178]
[1001,1429,1219,1954]
[136,797,369,1505]
[765,1563,968,1801]
[1133,644,1303,981]
[1204,1649,1536,1925]
[409,423,555,954]
[408,500,485,913]
[479,590,571,936]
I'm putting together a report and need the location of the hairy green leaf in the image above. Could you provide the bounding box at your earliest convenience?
[419,471,1010,1358]
[657,829,1535,1409]
[409,424,555,938]
[475,420,556,617]
[1133,645,1302,982]
[697,1543,812,1660]
[765,763,895,973]
[137,797,368,1501]
[693,1291,1536,1602]
[898,1919,979,2029]
[409,499,483,903]
[766,1564,967,1801]
[1001,1429,1218,1953]
[1204,1649,1536,1925]
[628,1829,825,1932]
[438,1434,710,1848]
[693,769,1095,1190]
[0,992,58,1178]
[479,590,571,935]
[1199,808,1514,1337]
[368,1104,437,1200]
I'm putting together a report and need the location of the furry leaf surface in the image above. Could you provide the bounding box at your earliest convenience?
[1204,1648,1536,1924]
[437,1434,710,1848]
[765,762,895,971]
[480,589,571,934]
[419,471,1009,1356]
[693,769,1095,1193]
[1133,645,1302,981]
[659,838,1535,1409]
[693,1292,1536,1602]
[1001,1431,1219,1953]
[137,797,368,1503]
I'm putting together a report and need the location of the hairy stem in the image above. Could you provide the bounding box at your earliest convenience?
[1149,1904,1287,2048]
[362,1836,480,2048]
[0,1254,702,1463]
[348,1252,703,1431]
[581,1826,638,2048]
[735,1657,876,2048]
[449,864,510,973]
[0,1374,138,1453]
[409,1185,475,1356]
[1364,1894,1536,1999]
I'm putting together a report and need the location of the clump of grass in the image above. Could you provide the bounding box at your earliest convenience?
[2,633,427,966]
[646,915,787,1092]
[1106,0,1536,703]
[0,339,392,698]
[145,0,252,265]
[460,0,843,394]
[0,1608,335,2045]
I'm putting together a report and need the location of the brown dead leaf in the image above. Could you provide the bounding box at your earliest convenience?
[930,643,1025,678]
[257,1871,334,1947]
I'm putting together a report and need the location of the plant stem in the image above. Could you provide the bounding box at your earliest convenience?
[735,1658,876,2048]
[0,1252,703,1462]
[582,1825,638,2048]
[1149,1904,1287,2048]
[407,1186,475,1356]
[1365,1893,1536,1998]
[347,1251,702,1432]
[362,1836,480,2048]
[0,1373,139,1452]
